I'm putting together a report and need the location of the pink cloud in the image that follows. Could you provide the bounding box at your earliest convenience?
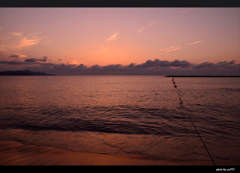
[186,40,203,45]
[159,45,181,52]
[137,21,158,33]
[15,37,41,49]
[106,31,119,41]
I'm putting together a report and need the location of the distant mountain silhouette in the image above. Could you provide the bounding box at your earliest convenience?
[0,70,54,76]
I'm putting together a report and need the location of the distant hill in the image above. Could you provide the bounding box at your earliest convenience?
[0,70,55,76]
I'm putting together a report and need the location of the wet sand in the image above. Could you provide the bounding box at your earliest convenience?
[0,140,237,165]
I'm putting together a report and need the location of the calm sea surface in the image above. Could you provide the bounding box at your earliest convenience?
[0,76,239,163]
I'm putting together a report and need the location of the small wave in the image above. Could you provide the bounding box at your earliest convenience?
[219,88,240,92]
[0,105,191,136]
[1,104,239,145]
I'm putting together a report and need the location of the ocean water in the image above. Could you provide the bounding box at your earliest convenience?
[0,76,239,164]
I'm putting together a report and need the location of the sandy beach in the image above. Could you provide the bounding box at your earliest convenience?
[0,140,237,166]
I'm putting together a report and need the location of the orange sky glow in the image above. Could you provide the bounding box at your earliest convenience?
[0,8,239,75]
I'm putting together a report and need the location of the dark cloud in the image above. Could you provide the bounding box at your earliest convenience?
[40,63,54,67]
[0,60,29,65]
[0,56,48,65]
[24,58,38,62]
[1,58,239,76]
[192,62,214,69]
[134,59,192,69]
[8,54,19,58]
[192,60,239,70]
[24,56,48,63]
[76,64,87,69]
[39,56,48,61]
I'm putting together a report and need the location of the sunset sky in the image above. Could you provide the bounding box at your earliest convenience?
[0,8,239,75]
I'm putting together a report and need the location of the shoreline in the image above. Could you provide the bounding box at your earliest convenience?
[0,140,238,166]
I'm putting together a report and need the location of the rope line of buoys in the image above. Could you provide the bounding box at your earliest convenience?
[172,77,216,166]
